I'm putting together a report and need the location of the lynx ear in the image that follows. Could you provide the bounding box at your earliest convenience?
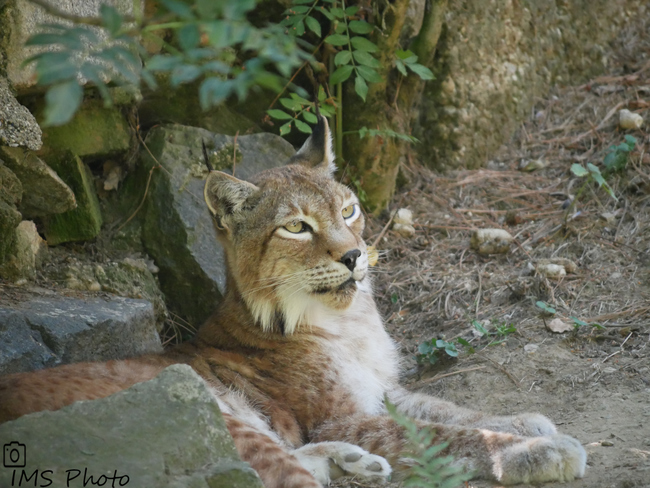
[289,115,336,177]
[204,171,259,228]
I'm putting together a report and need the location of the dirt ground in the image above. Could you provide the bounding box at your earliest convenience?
[339,20,650,488]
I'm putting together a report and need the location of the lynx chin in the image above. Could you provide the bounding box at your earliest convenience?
[0,115,586,487]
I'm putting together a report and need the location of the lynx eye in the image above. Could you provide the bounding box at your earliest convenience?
[284,220,306,233]
[342,204,359,220]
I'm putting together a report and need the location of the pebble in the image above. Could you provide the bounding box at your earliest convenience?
[547,318,573,333]
[619,109,643,129]
[470,228,513,255]
[524,343,539,353]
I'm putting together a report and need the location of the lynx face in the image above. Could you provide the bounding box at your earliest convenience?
[204,117,368,334]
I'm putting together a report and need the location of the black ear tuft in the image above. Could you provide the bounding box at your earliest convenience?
[289,115,336,177]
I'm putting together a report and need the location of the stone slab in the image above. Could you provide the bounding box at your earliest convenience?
[0,364,263,488]
[0,293,161,375]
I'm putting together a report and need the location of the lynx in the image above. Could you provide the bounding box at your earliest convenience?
[0,116,586,487]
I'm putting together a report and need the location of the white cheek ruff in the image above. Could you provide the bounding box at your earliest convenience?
[276,228,312,240]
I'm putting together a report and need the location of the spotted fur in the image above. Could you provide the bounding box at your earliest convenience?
[0,116,586,486]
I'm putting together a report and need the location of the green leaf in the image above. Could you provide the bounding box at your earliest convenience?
[334,22,348,34]
[26,32,83,51]
[407,63,434,80]
[396,49,415,60]
[100,4,122,35]
[345,6,359,16]
[325,34,349,46]
[334,50,352,66]
[320,104,336,117]
[418,342,432,355]
[146,54,181,71]
[444,343,459,357]
[294,20,305,36]
[350,36,378,52]
[302,110,318,124]
[330,7,345,18]
[318,6,335,20]
[395,59,407,76]
[304,16,321,37]
[178,24,201,50]
[570,316,588,327]
[603,152,616,169]
[289,93,311,105]
[43,80,83,126]
[199,77,233,109]
[354,74,368,101]
[159,0,195,20]
[348,20,373,34]
[279,97,302,111]
[352,50,381,68]
[356,65,382,83]
[535,301,556,315]
[295,119,312,133]
[471,320,489,335]
[290,5,310,13]
[570,163,589,177]
[267,109,293,120]
[279,122,292,136]
[330,64,354,85]
[624,134,637,147]
[171,64,202,85]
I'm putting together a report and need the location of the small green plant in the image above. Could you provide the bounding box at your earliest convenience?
[386,400,472,488]
[535,301,556,315]
[471,320,517,346]
[570,316,605,330]
[603,135,637,174]
[416,339,458,365]
[570,163,617,201]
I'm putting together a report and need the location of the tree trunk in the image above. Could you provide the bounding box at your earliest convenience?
[342,0,447,214]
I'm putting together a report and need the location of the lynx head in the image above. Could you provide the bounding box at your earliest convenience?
[204,116,368,335]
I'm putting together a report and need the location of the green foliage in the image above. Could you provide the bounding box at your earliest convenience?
[535,301,556,315]
[267,86,335,135]
[25,0,307,125]
[395,49,435,80]
[417,339,458,365]
[281,0,380,102]
[386,400,472,488]
[570,163,617,201]
[417,319,517,364]
[569,316,605,330]
[357,127,420,143]
[603,135,637,174]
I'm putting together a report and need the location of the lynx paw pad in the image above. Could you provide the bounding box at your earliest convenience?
[329,443,391,482]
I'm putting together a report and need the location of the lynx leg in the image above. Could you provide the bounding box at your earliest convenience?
[389,388,558,437]
[224,413,321,488]
[312,415,586,485]
[292,441,391,485]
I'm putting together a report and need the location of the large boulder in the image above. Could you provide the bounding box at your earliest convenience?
[139,124,295,328]
[0,220,47,281]
[0,293,161,375]
[0,364,263,488]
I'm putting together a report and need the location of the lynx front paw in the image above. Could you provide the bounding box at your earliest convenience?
[328,442,391,483]
[496,434,586,484]
[293,441,391,485]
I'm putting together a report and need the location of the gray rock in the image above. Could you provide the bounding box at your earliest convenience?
[0,364,263,488]
[0,146,76,218]
[0,77,42,150]
[0,161,22,264]
[0,0,138,90]
[140,124,295,328]
[0,293,162,375]
[0,220,47,281]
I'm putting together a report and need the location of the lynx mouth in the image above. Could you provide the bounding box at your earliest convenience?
[312,277,357,295]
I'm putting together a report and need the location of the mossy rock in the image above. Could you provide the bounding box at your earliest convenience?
[42,154,103,245]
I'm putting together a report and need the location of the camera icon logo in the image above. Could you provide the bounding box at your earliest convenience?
[3,441,26,468]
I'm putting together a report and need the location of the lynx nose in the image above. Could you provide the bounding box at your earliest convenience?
[340,249,361,271]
